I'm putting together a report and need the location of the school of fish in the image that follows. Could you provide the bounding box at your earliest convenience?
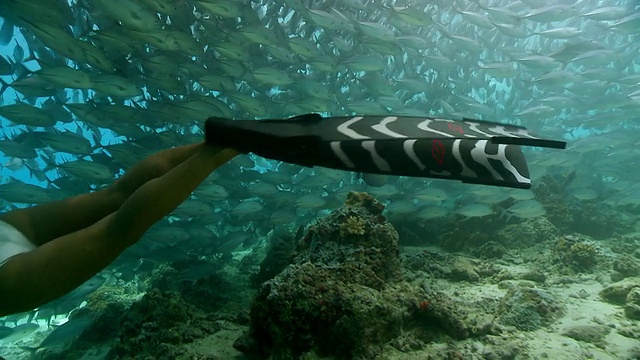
[0,0,639,344]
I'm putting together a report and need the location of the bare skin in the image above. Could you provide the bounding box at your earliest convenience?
[0,142,239,316]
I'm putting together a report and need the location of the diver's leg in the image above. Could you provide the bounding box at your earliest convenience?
[0,143,205,246]
[110,142,206,200]
[0,147,239,315]
[109,146,239,244]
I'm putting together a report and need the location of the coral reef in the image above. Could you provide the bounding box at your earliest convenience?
[42,259,250,360]
[496,217,557,249]
[554,234,601,270]
[569,242,598,267]
[600,278,640,305]
[571,202,632,239]
[600,282,640,326]
[517,269,547,283]
[401,249,501,284]
[235,192,489,359]
[449,257,481,282]
[562,324,610,348]
[401,249,455,277]
[150,260,237,313]
[533,174,574,230]
[497,286,565,331]
[339,215,367,236]
[84,285,131,313]
[49,289,221,360]
[412,290,496,341]
[343,191,385,215]
[612,255,640,281]
[534,173,631,238]
[439,228,491,253]
[293,191,402,289]
[391,218,441,247]
[625,287,640,320]
[236,266,426,359]
[472,241,508,259]
[250,227,299,287]
[106,289,221,359]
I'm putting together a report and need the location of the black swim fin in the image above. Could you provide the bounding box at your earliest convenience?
[205,114,567,189]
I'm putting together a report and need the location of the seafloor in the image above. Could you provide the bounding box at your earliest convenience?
[2,191,640,360]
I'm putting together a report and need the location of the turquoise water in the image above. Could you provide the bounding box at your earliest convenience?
[1,0,640,359]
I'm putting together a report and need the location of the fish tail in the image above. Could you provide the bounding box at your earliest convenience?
[0,77,8,97]
[18,346,38,355]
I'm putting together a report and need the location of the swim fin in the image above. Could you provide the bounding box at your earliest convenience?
[205,114,566,189]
